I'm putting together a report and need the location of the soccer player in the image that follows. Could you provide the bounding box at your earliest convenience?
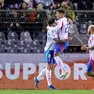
[81,25,94,77]
[48,9,72,79]
[34,18,65,90]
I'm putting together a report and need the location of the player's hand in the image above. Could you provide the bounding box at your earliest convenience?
[86,47,90,52]
[81,45,87,50]
[68,37,72,41]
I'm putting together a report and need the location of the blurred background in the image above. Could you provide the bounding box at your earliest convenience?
[0,0,94,53]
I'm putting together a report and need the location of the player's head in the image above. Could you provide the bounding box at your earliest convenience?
[48,18,57,27]
[55,9,65,19]
[88,25,94,35]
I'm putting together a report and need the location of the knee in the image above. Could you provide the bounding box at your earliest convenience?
[54,52,60,57]
[47,64,53,70]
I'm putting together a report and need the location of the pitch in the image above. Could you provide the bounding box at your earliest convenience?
[0,90,94,94]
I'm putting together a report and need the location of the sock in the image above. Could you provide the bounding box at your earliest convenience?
[37,67,47,81]
[46,69,52,86]
[54,56,66,72]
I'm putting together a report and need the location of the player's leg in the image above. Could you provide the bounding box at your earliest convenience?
[59,42,69,78]
[54,43,68,79]
[34,51,48,88]
[54,43,63,68]
[86,60,94,77]
[46,51,56,90]
[34,67,47,88]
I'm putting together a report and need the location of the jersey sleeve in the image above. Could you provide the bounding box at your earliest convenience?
[92,36,94,45]
[47,19,63,32]
[89,35,94,46]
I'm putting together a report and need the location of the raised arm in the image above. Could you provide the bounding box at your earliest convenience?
[47,19,63,32]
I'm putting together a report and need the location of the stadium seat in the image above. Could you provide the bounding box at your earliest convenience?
[17,40,25,53]
[36,47,44,53]
[0,43,6,53]
[33,39,40,46]
[6,46,18,53]
[23,47,31,53]
[0,32,6,44]
[30,41,38,53]
[80,23,87,34]
[7,31,18,43]
[20,31,32,42]
[4,40,12,50]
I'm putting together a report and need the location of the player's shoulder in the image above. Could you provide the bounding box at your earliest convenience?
[56,17,67,23]
[59,17,68,24]
[47,26,53,31]
[47,29,51,33]
[89,34,94,40]
[91,34,94,37]
[61,17,67,20]
[91,34,94,39]
[47,28,54,34]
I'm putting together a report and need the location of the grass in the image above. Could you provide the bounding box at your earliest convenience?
[0,90,94,94]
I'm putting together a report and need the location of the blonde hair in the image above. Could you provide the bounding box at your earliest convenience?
[88,25,94,34]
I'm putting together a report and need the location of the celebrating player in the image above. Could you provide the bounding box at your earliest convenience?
[81,25,94,77]
[34,16,72,90]
[34,18,66,90]
[48,9,72,79]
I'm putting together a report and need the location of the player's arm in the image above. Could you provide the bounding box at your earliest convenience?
[47,20,63,32]
[89,36,94,50]
[87,46,94,50]
[53,38,67,43]
[50,30,67,43]
[81,45,88,51]
[68,18,73,24]
[53,37,72,43]
[81,45,94,51]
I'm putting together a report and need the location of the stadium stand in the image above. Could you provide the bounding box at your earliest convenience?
[0,0,94,53]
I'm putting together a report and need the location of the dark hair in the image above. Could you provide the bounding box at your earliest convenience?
[56,9,65,14]
[48,18,55,26]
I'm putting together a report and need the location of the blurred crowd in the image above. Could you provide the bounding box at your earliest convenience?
[0,0,94,10]
[0,0,93,24]
[0,0,94,53]
[0,0,94,35]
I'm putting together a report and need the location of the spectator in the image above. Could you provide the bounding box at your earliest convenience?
[20,1,28,9]
[9,9,20,29]
[27,0,34,9]
[78,0,93,10]
[42,0,54,9]
[78,0,88,10]
[86,0,93,10]
[50,2,59,10]
[72,0,78,10]
[28,9,37,22]
[0,0,5,9]
[35,0,54,9]
[35,0,41,4]
[54,0,62,4]
[23,0,34,9]
[60,1,76,22]
[53,0,63,9]
[31,3,48,38]
[37,3,44,10]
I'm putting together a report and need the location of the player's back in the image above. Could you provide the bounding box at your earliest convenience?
[44,28,56,51]
[57,17,69,40]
